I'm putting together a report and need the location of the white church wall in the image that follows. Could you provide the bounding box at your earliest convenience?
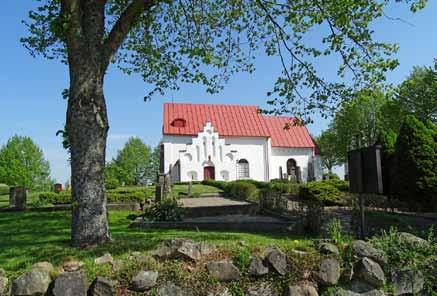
[270,147,314,182]
[162,123,269,182]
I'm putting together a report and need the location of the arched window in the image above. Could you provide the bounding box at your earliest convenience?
[286,158,297,181]
[171,118,186,127]
[237,159,250,179]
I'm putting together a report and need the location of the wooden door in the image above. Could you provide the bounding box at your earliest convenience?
[203,166,215,180]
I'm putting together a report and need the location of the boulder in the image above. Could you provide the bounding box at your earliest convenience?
[334,288,385,296]
[206,261,241,282]
[157,282,192,296]
[130,270,158,292]
[398,233,429,247]
[152,239,215,261]
[207,288,232,296]
[352,241,387,266]
[341,279,380,294]
[94,253,114,265]
[286,283,318,296]
[314,258,341,285]
[248,256,269,276]
[247,283,278,296]
[0,275,8,296]
[341,263,354,282]
[51,272,87,296]
[88,277,117,296]
[263,247,288,275]
[63,260,84,272]
[391,269,424,296]
[111,260,125,273]
[319,243,339,255]
[11,262,54,296]
[355,258,385,288]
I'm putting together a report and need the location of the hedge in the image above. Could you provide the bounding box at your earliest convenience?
[39,189,149,204]
[0,184,9,196]
[299,181,347,206]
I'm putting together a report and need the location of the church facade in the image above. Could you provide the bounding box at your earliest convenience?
[161,103,322,183]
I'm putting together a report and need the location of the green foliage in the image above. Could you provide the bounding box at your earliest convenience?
[323,179,349,192]
[0,135,53,191]
[232,248,251,272]
[316,129,344,171]
[370,227,437,294]
[327,218,343,245]
[269,181,301,196]
[0,184,9,196]
[397,65,437,123]
[299,181,347,206]
[322,172,340,180]
[39,192,71,204]
[108,137,152,186]
[391,116,437,211]
[227,181,259,203]
[105,177,120,190]
[144,198,184,222]
[20,0,426,120]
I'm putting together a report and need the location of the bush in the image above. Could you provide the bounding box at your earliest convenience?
[323,172,340,180]
[144,198,184,221]
[106,191,146,203]
[39,192,71,204]
[227,181,259,202]
[270,181,301,195]
[201,179,230,191]
[299,181,346,206]
[105,177,120,190]
[0,184,9,195]
[323,179,349,192]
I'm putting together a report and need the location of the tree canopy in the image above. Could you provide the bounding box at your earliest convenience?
[315,129,342,173]
[108,137,152,185]
[397,65,437,123]
[0,135,52,191]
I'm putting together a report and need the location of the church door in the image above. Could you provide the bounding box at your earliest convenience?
[204,166,215,180]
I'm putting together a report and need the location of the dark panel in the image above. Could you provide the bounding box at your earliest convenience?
[348,150,363,193]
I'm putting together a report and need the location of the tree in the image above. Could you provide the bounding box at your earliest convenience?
[391,116,437,211]
[111,137,151,185]
[397,65,437,123]
[144,145,161,183]
[0,135,52,191]
[315,129,342,173]
[21,0,425,247]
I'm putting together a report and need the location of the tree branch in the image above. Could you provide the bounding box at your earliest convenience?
[102,0,156,71]
[61,0,84,61]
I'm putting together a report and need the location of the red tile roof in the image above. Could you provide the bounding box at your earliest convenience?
[163,103,316,148]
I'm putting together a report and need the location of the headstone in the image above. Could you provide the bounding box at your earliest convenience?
[54,183,63,193]
[9,186,26,210]
[155,173,172,202]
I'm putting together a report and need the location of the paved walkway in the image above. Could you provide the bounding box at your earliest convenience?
[180,197,250,208]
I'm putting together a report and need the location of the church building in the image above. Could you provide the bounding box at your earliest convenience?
[161,103,322,183]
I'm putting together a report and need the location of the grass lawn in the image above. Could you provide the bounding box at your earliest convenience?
[0,210,312,281]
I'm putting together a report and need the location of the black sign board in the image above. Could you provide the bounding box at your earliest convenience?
[348,146,383,194]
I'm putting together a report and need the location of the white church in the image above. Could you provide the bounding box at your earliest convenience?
[161,103,322,183]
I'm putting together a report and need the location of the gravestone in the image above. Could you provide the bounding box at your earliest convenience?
[54,183,63,193]
[155,173,172,202]
[9,186,27,210]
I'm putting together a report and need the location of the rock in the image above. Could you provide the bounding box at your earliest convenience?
[0,275,8,296]
[0,269,5,277]
[264,247,287,275]
[158,282,192,296]
[342,279,378,293]
[111,260,125,273]
[206,261,241,282]
[207,288,232,296]
[391,269,424,296]
[94,253,114,265]
[314,258,341,285]
[398,233,429,247]
[355,258,385,288]
[247,283,278,296]
[63,260,84,272]
[152,239,215,261]
[319,243,339,255]
[239,240,248,247]
[248,256,269,276]
[291,250,309,257]
[341,263,354,282]
[130,270,158,292]
[352,241,387,266]
[51,272,87,296]
[334,287,385,296]
[286,283,318,296]
[177,240,201,261]
[88,277,116,296]
[11,262,54,296]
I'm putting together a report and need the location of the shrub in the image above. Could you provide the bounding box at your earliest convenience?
[327,218,343,244]
[201,179,229,191]
[0,184,9,195]
[270,181,301,195]
[323,172,340,180]
[323,179,349,192]
[105,177,120,190]
[39,192,71,204]
[299,181,346,206]
[106,191,146,203]
[227,181,259,202]
[144,198,184,221]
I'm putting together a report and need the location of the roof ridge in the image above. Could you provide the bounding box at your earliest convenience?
[164,102,259,108]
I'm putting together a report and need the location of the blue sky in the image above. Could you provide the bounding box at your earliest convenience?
[1,1,436,183]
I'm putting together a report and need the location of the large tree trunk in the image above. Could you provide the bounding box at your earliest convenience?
[67,69,110,248]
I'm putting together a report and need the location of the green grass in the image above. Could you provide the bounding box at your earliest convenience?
[0,210,311,281]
